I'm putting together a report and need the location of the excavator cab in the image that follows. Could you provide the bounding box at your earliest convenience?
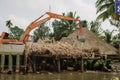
[0,32,20,44]
[1,32,9,39]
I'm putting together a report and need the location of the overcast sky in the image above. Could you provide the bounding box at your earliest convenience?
[0,0,118,35]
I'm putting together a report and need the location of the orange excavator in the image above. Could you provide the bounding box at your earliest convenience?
[0,12,85,44]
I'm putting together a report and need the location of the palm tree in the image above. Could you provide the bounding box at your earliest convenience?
[112,33,119,49]
[52,11,79,40]
[96,0,119,21]
[90,20,101,36]
[6,20,13,28]
[101,30,115,43]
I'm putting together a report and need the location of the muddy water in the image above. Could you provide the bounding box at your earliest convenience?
[0,72,120,80]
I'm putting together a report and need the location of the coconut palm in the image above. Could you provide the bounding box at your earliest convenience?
[96,0,119,21]
[101,30,115,43]
[90,20,102,36]
[112,33,119,49]
[6,20,13,28]
[52,11,79,40]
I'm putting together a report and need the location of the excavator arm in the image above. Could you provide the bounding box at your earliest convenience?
[0,12,85,44]
[20,12,83,43]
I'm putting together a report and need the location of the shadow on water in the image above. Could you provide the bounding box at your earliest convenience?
[0,72,120,80]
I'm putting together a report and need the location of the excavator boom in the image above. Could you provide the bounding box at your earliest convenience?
[0,12,85,44]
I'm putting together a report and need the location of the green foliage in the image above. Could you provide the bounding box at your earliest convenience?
[84,59,114,71]
[32,25,51,42]
[9,26,24,40]
[96,0,120,50]
[52,11,79,41]
[81,20,88,28]
[89,20,102,36]
[101,30,115,43]
[84,60,93,70]
[93,59,105,70]
[96,0,119,21]
[5,20,24,40]
[110,19,120,28]
[111,33,120,49]
[6,20,13,28]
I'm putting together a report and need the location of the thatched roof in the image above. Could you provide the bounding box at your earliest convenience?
[61,28,118,55]
[25,40,94,57]
[25,28,117,57]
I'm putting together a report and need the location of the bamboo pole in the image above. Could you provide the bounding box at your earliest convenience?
[57,57,60,72]
[24,52,27,74]
[80,57,84,72]
[80,42,84,72]
[32,55,36,72]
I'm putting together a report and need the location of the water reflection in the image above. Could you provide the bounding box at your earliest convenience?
[0,72,120,80]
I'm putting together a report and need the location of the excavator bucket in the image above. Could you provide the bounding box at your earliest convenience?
[77,35,86,42]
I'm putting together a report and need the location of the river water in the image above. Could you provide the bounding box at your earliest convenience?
[0,72,120,80]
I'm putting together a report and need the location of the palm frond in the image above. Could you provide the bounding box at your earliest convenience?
[107,4,115,15]
[96,3,113,13]
[96,0,105,7]
[96,11,109,21]
[109,0,114,3]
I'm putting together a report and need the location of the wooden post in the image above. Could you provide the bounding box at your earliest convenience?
[16,54,20,72]
[57,57,60,72]
[23,50,27,74]
[81,57,84,72]
[1,54,5,72]
[33,55,36,72]
[9,54,13,71]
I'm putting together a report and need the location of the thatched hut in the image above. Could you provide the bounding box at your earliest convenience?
[25,41,89,72]
[24,28,118,72]
[25,28,117,57]
[61,28,118,55]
